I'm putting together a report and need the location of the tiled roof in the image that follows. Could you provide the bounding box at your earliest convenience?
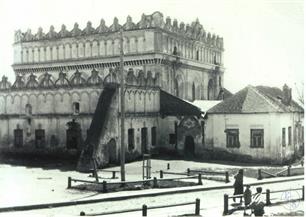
[160,90,202,116]
[207,85,304,114]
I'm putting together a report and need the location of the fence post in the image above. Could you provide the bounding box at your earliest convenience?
[80,211,85,216]
[195,198,200,215]
[102,180,107,193]
[153,177,158,188]
[223,194,229,215]
[160,170,163,179]
[167,163,170,170]
[287,165,291,176]
[258,169,262,180]
[198,174,202,185]
[142,204,147,217]
[302,186,304,200]
[187,168,190,176]
[266,189,271,205]
[67,177,72,189]
[112,171,116,179]
[225,171,229,183]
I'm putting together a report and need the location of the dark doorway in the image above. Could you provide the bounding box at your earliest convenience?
[151,127,156,147]
[66,119,82,149]
[14,129,23,148]
[184,135,195,157]
[35,129,45,148]
[141,127,148,154]
[108,139,117,164]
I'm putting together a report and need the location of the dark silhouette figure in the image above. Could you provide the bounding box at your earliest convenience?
[233,169,244,203]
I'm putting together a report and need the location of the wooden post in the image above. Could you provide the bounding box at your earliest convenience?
[225,171,229,183]
[112,171,116,179]
[287,165,291,176]
[160,170,163,178]
[258,169,262,180]
[198,174,202,185]
[80,211,85,216]
[223,194,229,215]
[266,189,271,205]
[142,204,147,217]
[67,177,72,189]
[187,168,190,176]
[302,186,304,200]
[102,180,107,193]
[167,163,170,170]
[195,198,200,215]
[153,177,158,188]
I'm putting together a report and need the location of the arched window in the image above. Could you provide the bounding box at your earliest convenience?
[208,79,214,100]
[25,104,32,116]
[196,50,199,61]
[173,46,177,55]
[219,76,222,87]
[192,82,196,101]
[174,79,179,97]
[73,102,80,114]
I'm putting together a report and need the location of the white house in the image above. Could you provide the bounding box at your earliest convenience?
[205,85,304,164]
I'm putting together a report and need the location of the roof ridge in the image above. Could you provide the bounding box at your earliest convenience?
[249,86,283,111]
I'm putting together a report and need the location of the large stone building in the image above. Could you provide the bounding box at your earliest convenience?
[0,12,224,168]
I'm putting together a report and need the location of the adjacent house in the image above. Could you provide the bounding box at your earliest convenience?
[205,84,304,163]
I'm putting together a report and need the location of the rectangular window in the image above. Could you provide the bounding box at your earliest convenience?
[282,128,286,147]
[288,126,292,146]
[226,129,239,148]
[151,127,156,147]
[250,129,264,148]
[35,129,45,148]
[128,128,135,151]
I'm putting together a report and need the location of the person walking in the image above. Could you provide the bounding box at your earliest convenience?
[233,169,244,203]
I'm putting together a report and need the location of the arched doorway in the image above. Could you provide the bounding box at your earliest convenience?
[108,139,117,164]
[66,119,82,149]
[184,135,195,157]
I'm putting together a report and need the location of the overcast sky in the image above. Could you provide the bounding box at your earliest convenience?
[0,0,303,97]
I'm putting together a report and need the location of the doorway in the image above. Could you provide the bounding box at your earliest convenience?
[108,139,117,164]
[184,135,195,157]
[66,119,82,149]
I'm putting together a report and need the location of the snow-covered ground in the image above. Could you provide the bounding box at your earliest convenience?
[0,159,304,216]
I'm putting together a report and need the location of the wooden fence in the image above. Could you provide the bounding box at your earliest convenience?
[79,198,201,216]
[223,185,304,215]
[68,174,204,193]
[159,168,230,183]
[257,166,304,180]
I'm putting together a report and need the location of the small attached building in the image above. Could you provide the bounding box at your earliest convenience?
[205,85,304,164]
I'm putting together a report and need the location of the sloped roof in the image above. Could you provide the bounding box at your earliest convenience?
[207,85,304,114]
[160,90,202,116]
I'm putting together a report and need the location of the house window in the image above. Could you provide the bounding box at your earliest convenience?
[282,128,286,147]
[151,127,156,146]
[250,129,264,148]
[288,126,292,146]
[73,102,80,114]
[226,129,239,148]
[35,129,45,148]
[128,128,135,151]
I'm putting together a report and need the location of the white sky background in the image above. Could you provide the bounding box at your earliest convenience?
[0,0,304,97]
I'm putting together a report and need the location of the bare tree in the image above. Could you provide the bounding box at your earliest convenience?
[295,82,304,105]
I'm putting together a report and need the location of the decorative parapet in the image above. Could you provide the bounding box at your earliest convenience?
[14,11,223,49]
[0,68,161,91]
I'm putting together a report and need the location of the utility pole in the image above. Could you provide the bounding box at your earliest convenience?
[119,28,125,182]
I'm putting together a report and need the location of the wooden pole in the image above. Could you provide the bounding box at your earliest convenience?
[195,198,200,215]
[198,174,202,185]
[67,177,71,189]
[223,194,228,215]
[102,181,107,193]
[266,189,271,205]
[142,204,147,217]
[119,28,125,182]
[302,185,304,200]
[258,169,262,180]
[287,165,291,176]
[225,171,229,183]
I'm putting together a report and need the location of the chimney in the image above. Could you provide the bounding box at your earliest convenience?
[282,84,292,105]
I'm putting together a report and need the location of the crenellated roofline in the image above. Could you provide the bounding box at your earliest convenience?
[14,11,224,50]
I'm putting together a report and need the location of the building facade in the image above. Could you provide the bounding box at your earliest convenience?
[0,12,222,167]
